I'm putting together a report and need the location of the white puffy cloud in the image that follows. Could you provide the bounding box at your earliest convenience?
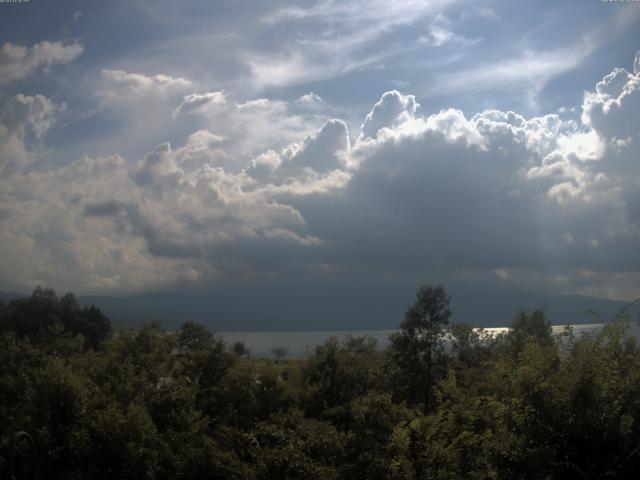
[173,130,227,169]
[0,41,83,86]
[323,54,638,299]
[360,90,418,139]
[92,69,200,154]
[287,119,351,172]
[0,153,188,291]
[295,92,325,107]
[0,125,333,291]
[228,97,328,160]
[244,118,352,189]
[0,94,57,174]
[130,142,184,193]
[582,54,640,147]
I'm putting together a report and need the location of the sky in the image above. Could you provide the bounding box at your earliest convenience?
[0,0,639,323]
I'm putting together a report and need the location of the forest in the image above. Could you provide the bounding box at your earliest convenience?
[2,285,640,479]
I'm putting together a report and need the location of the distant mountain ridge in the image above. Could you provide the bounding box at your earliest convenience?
[0,290,26,303]
[3,286,635,332]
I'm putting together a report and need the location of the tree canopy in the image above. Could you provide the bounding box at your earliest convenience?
[2,285,640,479]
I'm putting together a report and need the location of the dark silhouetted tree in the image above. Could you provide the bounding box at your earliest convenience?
[270,346,289,363]
[508,309,553,360]
[387,284,451,412]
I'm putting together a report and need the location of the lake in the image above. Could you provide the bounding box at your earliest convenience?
[220,323,640,358]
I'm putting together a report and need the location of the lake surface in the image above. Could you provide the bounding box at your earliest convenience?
[220,323,640,358]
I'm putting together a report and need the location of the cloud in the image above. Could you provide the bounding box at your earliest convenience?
[0,153,182,291]
[308,52,638,300]
[296,92,324,107]
[288,119,351,172]
[0,94,57,174]
[83,200,125,217]
[360,90,418,139]
[173,91,226,118]
[0,41,83,86]
[438,47,589,101]
[98,69,192,105]
[91,69,199,155]
[1,51,639,302]
[582,55,640,146]
[173,129,227,169]
[416,14,481,48]
[229,97,328,160]
[429,9,639,110]
[244,118,352,186]
[290,93,329,115]
[249,0,454,89]
[0,140,321,292]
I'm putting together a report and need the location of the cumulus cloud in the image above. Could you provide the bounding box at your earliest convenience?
[296,92,324,107]
[360,90,418,139]
[289,93,330,116]
[229,97,327,159]
[173,129,227,169]
[1,51,639,301]
[0,128,331,291]
[582,57,640,146]
[0,41,83,86]
[0,153,180,291]
[0,94,57,174]
[245,118,352,187]
[287,119,351,172]
[298,51,637,299]
[93,69,198,150]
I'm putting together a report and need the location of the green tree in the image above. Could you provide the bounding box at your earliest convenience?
[301,336,383,425]
[230,340,250,357]
[507,309,553,360]
[270,346,289,364]
[0,288,111,349]
[254,410,343,480]
[177,320,214,352]
[387,285,451,413]
[343,391,411,479]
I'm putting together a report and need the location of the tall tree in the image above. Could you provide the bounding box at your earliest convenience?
[387,284,451,413]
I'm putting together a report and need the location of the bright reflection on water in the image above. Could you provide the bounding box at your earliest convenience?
[220,323,640,358]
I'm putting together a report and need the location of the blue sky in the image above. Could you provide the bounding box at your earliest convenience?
[0,0,639,314]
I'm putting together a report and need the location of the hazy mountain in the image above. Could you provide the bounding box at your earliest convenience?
[77,287,636,332]
[2,284,635,332]
[0,290,26,303]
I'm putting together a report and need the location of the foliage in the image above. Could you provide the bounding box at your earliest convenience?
[2,285,640,479]
[387,285,451,412]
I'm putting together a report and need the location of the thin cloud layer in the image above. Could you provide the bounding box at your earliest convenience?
[98,69,192,105]
[0,41,83,86]
[173,91,226,118]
